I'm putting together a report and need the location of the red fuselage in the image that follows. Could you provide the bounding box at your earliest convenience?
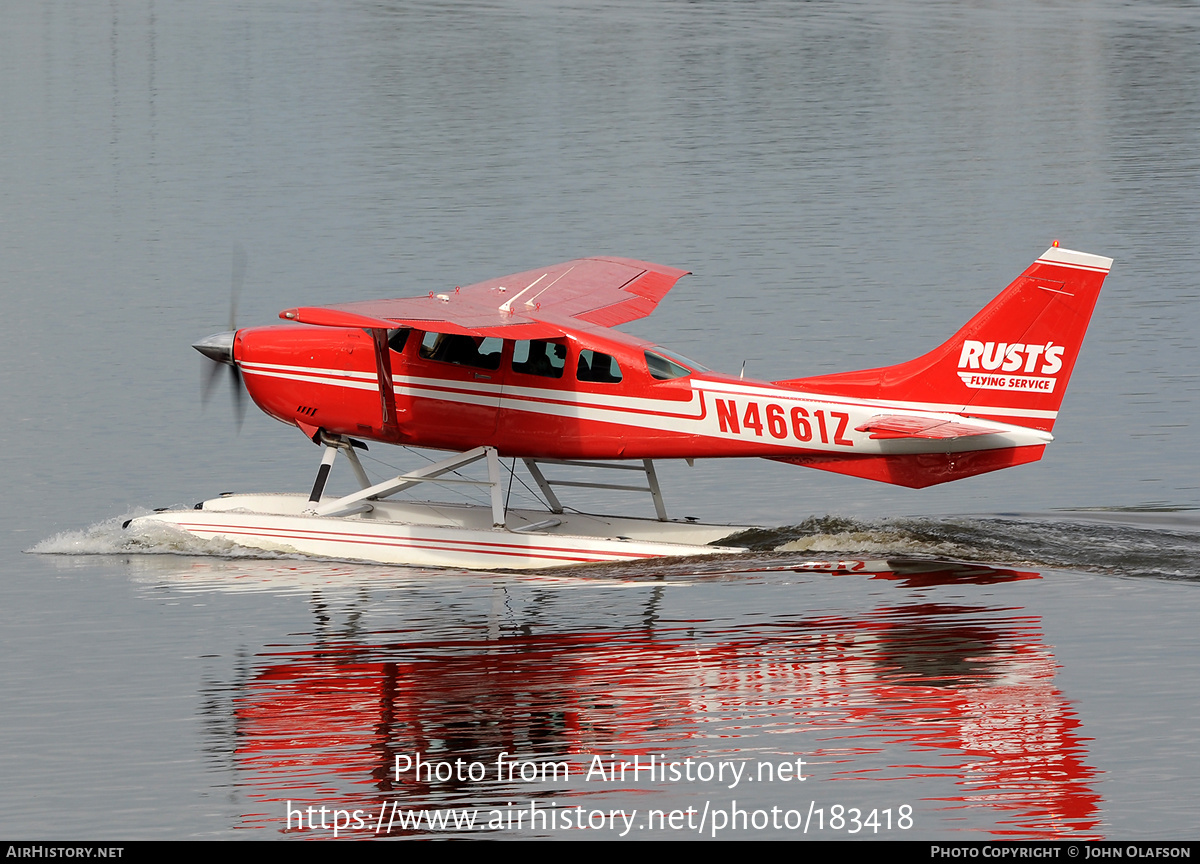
[233,322,1046,489]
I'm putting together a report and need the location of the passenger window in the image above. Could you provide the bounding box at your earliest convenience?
[419,332,502,370]
[645,350,691,381]
[512,340,566,379]
[577,350,623,383]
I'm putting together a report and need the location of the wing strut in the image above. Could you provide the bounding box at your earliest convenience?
[369,328,400,439]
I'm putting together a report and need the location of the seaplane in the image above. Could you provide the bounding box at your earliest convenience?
[130,244,1112,570]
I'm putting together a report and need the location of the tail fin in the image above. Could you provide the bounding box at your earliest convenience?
[776,246,1112,432]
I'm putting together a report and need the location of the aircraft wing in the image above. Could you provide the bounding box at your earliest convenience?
[279,257,690,338]
[855,415,1002,440]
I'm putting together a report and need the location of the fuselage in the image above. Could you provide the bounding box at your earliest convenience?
[233,322,1048,488]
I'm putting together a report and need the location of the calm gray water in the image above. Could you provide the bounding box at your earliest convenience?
[2,0,1199,840]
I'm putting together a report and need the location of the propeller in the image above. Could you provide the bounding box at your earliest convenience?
[196,243,247,427]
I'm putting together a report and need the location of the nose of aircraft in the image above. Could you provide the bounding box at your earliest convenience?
[193,331,237,365]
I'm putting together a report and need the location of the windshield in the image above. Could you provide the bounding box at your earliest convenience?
[645,347,709,380]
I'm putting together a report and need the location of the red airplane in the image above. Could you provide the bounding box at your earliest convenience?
[161,244,1110,569]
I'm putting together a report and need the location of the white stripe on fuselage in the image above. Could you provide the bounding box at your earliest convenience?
[237,361,1051,453]
[696,378,1059,421]
[240,368,379,391]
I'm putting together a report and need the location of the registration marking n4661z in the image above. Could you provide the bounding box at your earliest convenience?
[715,398,853,446]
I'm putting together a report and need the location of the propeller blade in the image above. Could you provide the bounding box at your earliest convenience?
[201,357,222,405]
[230,363,246,429]
[197,244,249,430]
[230,242,245,332]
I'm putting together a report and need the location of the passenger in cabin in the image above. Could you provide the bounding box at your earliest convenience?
[420,332,502,370]
[444,335,482,366]
[512,340,566,378]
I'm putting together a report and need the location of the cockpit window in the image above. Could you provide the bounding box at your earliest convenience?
[387,328,410,353]
[512,339,567,379]
[419,332,502,370]
[577,350,623,383]
[645,350,692,381]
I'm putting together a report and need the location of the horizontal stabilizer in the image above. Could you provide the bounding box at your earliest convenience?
[855,415,1001,440]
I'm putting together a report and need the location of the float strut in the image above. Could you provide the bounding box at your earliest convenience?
[317,430,372,490]
[487,446,505,527]
[306,445,339,512]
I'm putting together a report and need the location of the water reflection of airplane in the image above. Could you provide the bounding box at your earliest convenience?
[191,559,1099,838]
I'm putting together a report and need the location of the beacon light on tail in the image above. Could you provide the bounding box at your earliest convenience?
[133,246,1112,568]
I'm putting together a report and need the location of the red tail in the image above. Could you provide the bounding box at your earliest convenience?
[776,246,1112,432]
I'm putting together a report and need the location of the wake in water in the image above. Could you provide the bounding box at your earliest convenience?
[723,511,1200,583]
[29,509,1200,582]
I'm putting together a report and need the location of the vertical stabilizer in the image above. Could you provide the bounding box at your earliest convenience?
[775,246,1112,432]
